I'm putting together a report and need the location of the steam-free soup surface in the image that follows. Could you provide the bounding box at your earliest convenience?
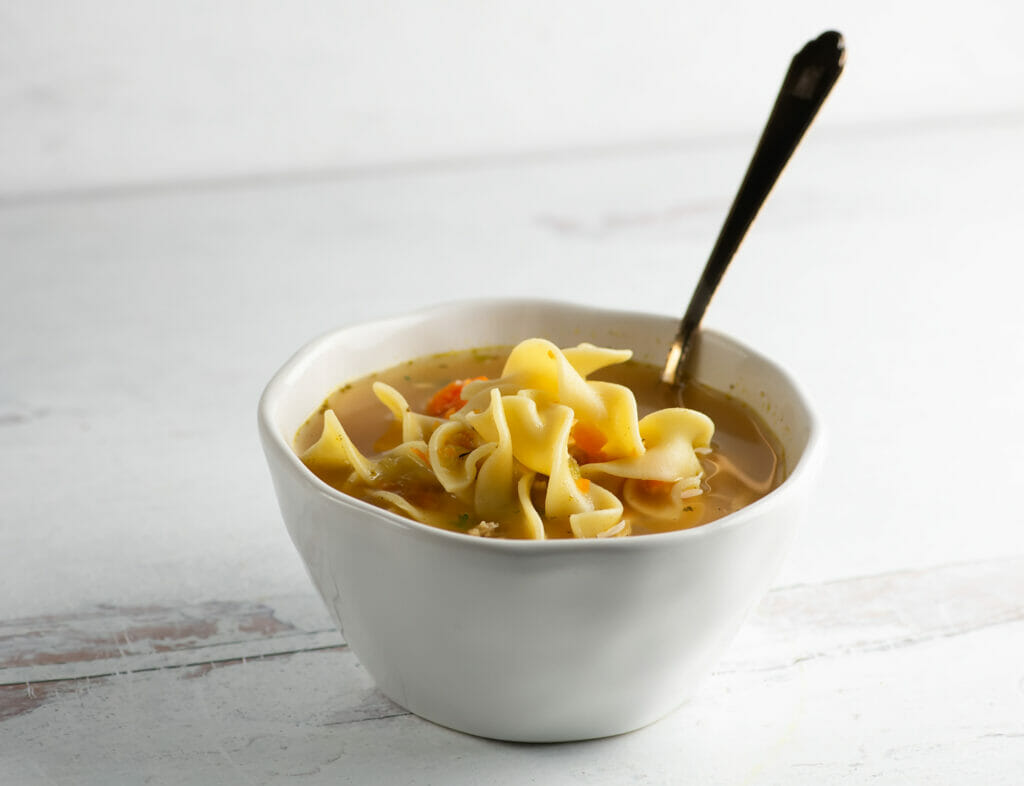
[295,346,783,538]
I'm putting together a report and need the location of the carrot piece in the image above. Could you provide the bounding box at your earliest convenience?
[640,478,671,495]
[570,422,607,463]
[575,477,591,493]
[425,377,488,418]
[411,448,429,464]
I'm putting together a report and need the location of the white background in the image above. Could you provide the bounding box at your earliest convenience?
[3,1,1024,197]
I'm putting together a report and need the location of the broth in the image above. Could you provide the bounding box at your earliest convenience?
[295,346,783,538]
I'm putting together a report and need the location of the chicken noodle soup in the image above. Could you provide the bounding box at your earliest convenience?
[294,340,782,539]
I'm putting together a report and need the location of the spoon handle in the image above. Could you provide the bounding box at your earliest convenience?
[663,30,846,385]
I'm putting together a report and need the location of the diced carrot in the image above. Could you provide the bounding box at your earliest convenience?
[640,478,671,494]
[575,477,591,493]
[411,447,429,464]
[425,377,488,418]
[570,421,607,463]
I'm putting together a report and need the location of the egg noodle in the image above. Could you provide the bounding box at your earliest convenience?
[299,339,714,539]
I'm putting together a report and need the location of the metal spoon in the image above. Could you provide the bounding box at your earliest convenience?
[661,30,846,388]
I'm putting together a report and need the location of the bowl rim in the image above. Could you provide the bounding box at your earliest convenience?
[258,297,824,553]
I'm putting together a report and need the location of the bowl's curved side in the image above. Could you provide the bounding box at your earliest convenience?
[258,298,824,742]
[274,459,807,742]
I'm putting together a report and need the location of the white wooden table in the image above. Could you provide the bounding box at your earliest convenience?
[2,114,1023,784]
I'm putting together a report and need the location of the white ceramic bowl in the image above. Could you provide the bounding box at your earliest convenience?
[258,299,823,742]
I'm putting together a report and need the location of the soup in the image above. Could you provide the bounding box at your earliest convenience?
[294,341,782,539]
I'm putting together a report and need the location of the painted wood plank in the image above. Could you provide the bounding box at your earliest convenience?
[1,568,1022,784]
[0,598,342,686]
[0,599,303,667]
[3,556,1021,722]
[1,110,1023,784]
[3,115,1023,627]
[725,555,1024,673]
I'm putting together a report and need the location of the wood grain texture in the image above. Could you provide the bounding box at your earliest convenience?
[0,599,342,689]
[4,557,1021,692]
[0,601,290,668]
[2,558,1022,784]
[3,100,1023,784]
[3,116,1024,624]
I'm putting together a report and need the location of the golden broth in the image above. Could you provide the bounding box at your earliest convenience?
[295,347,783,538]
